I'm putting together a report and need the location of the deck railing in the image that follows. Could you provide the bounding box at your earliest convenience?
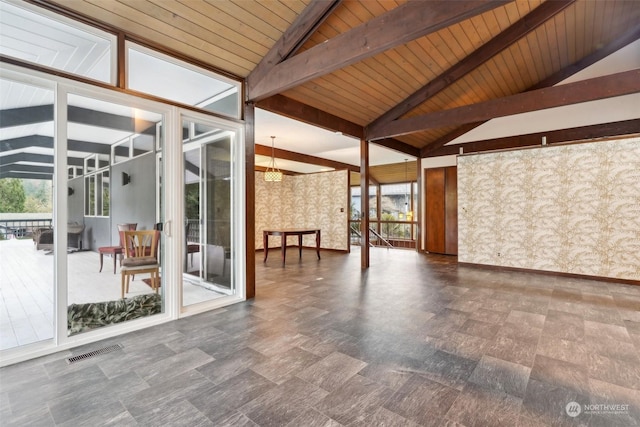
[0,218,53,239]
[349,220,416,249]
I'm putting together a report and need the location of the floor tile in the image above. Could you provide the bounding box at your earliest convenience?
[250,346,321,384]
[191,371,276,423]
[487,335,537,367]
[314,374,394,425]
[239,377,328,427]
[521,378,588,427]
[297,351,367,392]
[587,353,640,390]
[530,354,590,395]
[350,406,422,426]
[420,350,478,390]
[467,355,531,398]
[445,382,522,427]
[384,374,459,426]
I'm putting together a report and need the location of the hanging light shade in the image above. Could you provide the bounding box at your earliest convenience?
[264,135,283,182]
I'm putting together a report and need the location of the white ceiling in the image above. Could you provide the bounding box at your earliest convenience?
[255,108,415,170]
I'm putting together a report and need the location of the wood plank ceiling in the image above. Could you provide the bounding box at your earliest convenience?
[48,0,640,165]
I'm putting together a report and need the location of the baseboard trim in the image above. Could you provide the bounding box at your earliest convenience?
[458,262,640,286]
[256,246,348,254]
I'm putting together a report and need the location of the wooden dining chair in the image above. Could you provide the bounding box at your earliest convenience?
[98,223,137,274]
[120,230,160,299]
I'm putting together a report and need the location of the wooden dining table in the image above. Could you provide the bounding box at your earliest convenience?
[263,228,321,265]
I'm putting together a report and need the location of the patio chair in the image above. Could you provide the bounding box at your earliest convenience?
[98,223,137,274]
[120,230,160,299]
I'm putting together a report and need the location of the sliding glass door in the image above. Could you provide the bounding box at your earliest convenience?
[182,118,235,307]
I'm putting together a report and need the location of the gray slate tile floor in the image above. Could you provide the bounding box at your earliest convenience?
[1,249,640,426]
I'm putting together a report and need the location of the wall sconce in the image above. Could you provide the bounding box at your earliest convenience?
[122,172,131,186]
[68,187,74,196]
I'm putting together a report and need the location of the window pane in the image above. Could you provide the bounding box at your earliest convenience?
[0,1,114,83]
[102,171,110,216]
[369,186,377,219]
[96,173,103,216]
[112,139,131,164]
[128,43,240,118]
[380,183,411,220]
[88,175,95,216]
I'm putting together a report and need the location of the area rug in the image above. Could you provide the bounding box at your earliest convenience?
[67,293,161,335]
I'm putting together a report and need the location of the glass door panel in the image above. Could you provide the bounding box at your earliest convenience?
[0,78,55,350]
[66,93,164,336]
[182,119,234,306]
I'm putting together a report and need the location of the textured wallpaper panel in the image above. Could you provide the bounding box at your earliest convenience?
[458,138,640,281]
[255,170,348,251]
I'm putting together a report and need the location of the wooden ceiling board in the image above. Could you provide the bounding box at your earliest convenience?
[102,0,261,64]
[54,0,254,76]
[306,72,390,123]
[284,1,533,130]
[46,0,640,155]
[367,161,418,184]
[397,0,639,132]
[203,0,286,41]
[143,1,266,61]
[173,0,277,54]
[283,85,367,126]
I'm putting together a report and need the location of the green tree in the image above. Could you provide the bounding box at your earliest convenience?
[22,179,52,213]
[0,179,26,212]
[185,183,199,219]
[380,212,402,238]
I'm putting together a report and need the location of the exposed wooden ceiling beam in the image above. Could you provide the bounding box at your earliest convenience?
[370,138,420,158]
[248,0,341,87]
[254,165,300,176]
[257,94,363,139]
[248,1,510,101]
[368,69,640,140]
[367,0,574,133]
[257,95,420,157]
[424,119,640,157]
[255,143,359,173]
[421,23,640,156]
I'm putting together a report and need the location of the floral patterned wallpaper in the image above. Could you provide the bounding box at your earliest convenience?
[458,138,640,281]
[255,170,349,251]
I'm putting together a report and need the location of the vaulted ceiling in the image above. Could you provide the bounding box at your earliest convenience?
[48,0,640,162]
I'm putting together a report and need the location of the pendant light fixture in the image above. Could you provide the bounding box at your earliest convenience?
[264,135,283,182]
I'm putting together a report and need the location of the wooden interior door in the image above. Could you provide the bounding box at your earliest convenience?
[425,167,457,255]
[425,168,445,253]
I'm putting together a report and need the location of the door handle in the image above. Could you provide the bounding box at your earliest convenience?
[163,220,171,237]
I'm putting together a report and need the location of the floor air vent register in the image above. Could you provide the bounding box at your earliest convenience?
[66,343,124,364]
